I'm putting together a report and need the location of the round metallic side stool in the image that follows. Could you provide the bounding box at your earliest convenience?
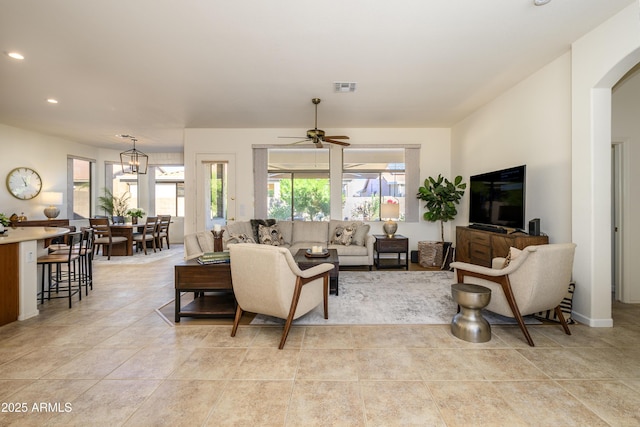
[451,283,492,343]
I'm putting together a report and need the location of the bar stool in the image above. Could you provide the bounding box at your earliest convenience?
[37,231,82,308]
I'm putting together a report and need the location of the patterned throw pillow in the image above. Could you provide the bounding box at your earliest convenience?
[250,219,276,243]
[258,224,285,246]
[227,232,255,244]
[501,247,522,268]
[330,224,356,246]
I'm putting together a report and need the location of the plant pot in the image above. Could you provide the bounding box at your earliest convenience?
[132,217,138,225]
[418,241,444,268]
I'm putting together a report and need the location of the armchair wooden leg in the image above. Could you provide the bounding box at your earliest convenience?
[555,306,572,335]
[323,274,329,319]
[280,277,304,349]
[498,276,535,347]
[231,305,243,337]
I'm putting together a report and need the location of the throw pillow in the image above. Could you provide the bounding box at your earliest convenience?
[196,231,215,253]
[535,282,576,324]
[250,219,276,242]
[258,224,285,246]
[501,246,523,268]
[227,232,255,244]
[331,224,355,246]
[352,223,370,246]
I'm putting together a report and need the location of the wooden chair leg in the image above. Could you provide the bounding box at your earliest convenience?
[231,305,243,337]
[280,278,304,349]
[555,306,572,335]
[498,277,535,346]
[323,275,329,319]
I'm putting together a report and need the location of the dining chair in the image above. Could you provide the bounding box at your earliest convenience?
[37,231,82,308]
[156,214,171,250]
[89,217,127,260]
[133,216,158,254]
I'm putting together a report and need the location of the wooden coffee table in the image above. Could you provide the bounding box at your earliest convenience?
[293,249,340,295]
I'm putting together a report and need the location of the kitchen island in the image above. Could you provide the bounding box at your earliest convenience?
[0,226,69,326]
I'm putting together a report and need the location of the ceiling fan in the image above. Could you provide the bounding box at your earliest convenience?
[279,98,350,148]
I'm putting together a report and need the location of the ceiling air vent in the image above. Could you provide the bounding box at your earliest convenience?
[334,82,357,92]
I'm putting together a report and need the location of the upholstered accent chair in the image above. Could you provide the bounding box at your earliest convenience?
[229,243,334,349]
[450,243,577,346]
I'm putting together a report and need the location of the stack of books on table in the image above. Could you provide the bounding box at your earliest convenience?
[197,251,230,265]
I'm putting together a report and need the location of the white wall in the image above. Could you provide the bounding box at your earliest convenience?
[451,52,573,245]
[184,127,452,251]
[571,2,640,325]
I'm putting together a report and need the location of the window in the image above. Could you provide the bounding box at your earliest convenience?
[342,148,405,221]
[253,145,420,221]
[69,157,94,219]
[105,163,137,212]
[155,166,185,217]
[267,148,330,221]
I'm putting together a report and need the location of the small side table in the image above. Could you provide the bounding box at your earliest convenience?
[451,283,492,343]
[373,234,409,270]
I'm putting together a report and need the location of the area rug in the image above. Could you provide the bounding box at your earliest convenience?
[249,270,541,326]
[93,244,185,265]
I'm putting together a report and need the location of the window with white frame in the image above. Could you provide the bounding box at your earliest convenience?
[155,166,185,217]
[68,157,94,219]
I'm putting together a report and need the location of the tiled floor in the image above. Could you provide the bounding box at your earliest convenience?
[1,245,639,426]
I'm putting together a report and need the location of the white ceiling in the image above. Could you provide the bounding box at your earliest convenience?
[0,0,635,152]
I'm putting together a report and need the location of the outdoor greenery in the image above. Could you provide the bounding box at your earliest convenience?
[268,178,330,220]
[98,188,131,216]
[417,174,466,242]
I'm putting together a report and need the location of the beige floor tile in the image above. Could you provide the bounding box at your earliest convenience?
[198,325,259,347]
[148,325,213,348]
[410,348,486,381]
[0,347,87,379]
[43,348,139,379]
[0,379,97,427]
[495,380,609,426]
[302,325,355,348]
[170,348,247,380]
[46,379,161,427]
[0,379,34,400]
[125,379,225,427]
[94,324,171,348]
[351,325,432,348]
[250,326,305,348]
[286,380,365,427]
[537,323,616,347]
[105,346,195,379]
[205,380,292,426]
[468,349,549,380]
[46,325,124,347]
[559,380,640,425]
[356,348,423,380]
[426,380,529,426]
[233,348,300,380]
[296,349,359,380]
[518,347,632,379]
[491,325,563,347]
[360,381,446,426]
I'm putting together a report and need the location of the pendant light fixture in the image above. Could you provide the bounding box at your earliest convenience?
[118,134,148,174]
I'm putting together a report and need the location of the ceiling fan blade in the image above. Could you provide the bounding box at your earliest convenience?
[323,135,350,140]
[289,139,312,145]
[324,138,351,146]
[278,136,307,139]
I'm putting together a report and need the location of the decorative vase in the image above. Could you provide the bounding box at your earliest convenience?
[132,217,138,225]
[382,220,397,238]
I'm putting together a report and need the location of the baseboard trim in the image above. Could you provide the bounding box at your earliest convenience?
[571,311,613,327]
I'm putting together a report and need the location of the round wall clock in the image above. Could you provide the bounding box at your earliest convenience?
[6,167,43,200]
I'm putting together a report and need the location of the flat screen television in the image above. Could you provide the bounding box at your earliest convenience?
[469,165,526,230]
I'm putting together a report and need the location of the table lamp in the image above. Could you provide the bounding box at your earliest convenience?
[381,203,400,238]
[42,192,63,219]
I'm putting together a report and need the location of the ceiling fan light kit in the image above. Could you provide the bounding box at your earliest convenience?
[279,98,351,148]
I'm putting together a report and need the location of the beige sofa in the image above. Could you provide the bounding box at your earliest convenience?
[184,219,374,269]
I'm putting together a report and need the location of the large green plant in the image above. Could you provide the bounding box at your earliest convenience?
[98,188,131,216]
[417,174,466,242]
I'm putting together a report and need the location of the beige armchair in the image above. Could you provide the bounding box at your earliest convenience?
[450,243,577,346]
[229,244,334,349]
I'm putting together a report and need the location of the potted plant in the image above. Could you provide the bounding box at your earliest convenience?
[98,188,131,224]
[0,213,10,233]
[417,174,466,268]
[126,208,145,224]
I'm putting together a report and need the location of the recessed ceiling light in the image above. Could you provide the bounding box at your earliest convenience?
[7,52,24,60]
[47,98,58,104]
[533,0,551,5]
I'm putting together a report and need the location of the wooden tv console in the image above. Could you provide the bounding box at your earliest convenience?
[455,226,549,267]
